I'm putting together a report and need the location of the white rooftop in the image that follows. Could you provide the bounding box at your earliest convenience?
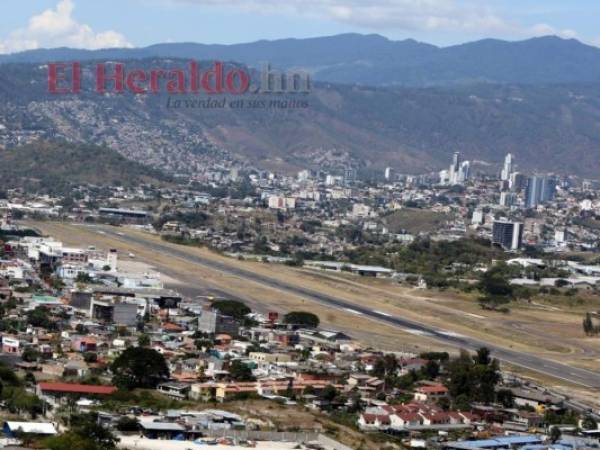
[4,421,57,435]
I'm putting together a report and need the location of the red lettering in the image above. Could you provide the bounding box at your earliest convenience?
[190,61,200,93]
[126,69,147,94]
[48,62,80,94]
[201,61,224,94]
[96,63,124,93]
[166,69,186,94]
[72,62,81,93]
[226,68,250,94]
[150,69,166,93]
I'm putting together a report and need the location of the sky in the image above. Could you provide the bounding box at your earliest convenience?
[0,0,598,54]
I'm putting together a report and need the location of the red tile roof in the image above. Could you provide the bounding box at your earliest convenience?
[397,412,421,422]
[361,414,391,425]
[416,385,448,394]
[38,382,117,395]
[162,323,184,332]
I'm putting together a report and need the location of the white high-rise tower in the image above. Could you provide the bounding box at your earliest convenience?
[501,153,514,181]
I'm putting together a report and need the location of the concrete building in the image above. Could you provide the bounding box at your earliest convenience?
[471,210,484,225]
[500,153,514,181]
[198,308,239,335]
[499,191,516,207]
[492,220,523,251]
[90,297,139,327]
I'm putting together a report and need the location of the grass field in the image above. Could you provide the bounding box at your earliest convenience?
[383,207,450,233]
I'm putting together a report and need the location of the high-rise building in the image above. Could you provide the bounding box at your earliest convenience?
[501,153,514,181]
[343,167,357,185]
[471,210,484,225]
[525,176,556,208]
[297,169,311,182]
[450,152,460,177]
[492,220,523,250]
[458,161,470,183]
[499,191,516,207]
[509,172,527,191]
[384,167,394,181]
[441,152,470,185]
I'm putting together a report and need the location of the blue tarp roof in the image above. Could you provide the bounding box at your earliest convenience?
[446,435,543,449]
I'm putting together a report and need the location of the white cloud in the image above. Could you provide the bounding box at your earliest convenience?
[0,0,131,54]
[528,23,577,39]
[168,0,579,40]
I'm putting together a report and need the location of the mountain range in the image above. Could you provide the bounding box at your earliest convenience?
[1,34,600,177]
[2,34,600,87]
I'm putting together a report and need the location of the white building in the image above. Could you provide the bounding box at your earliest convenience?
[267,196,296,210]
[471,210,484,225]
[440,152,470,185]
[501,153,514,181]
[351,203,371,218]
[499,191,516,207]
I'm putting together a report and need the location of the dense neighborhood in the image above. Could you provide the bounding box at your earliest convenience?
[0,149,599,449]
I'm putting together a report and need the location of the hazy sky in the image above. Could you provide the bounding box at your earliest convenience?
[0,0,598,54]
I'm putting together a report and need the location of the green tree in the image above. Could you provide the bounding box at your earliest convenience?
[137,334,150,347]
[46,432,100,450]
[478,263,514,309]
[446,348,500,407]
[549,426,562,443]
[46,413,118,450]
[422,360,440,380]
[283,311,320,328]
[475,347,491,365]
[70,413,118,450]
[583,313,596,336]
[211,300,251,320]
[321,385,338,402]
[27,306,57,330]
[228,360,255,382]
[21,347,40,362]
[1,386,43,417]
[496,389,515,408]
[581,416,598,431]
[115,416,139,432]
[83,352,97,363]
[479,264,514,296]
[0,364,21,386]
[111,347,169,390]
[372,358,387,379]
[24,372,36,385]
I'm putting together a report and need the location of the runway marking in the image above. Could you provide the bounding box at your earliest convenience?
[374,310,392,317]
[344,308,363,315]
[466,313,485,319]
[402,328,432,336]
[439,331,465,338]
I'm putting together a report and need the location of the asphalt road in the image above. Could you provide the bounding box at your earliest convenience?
[93,225,600,389]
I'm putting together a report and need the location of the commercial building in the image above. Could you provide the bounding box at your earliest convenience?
[492,220,523,251]
[525,176,556,208]
[98,207,150,224]
[198,308,239,335]
[500,153,514,181]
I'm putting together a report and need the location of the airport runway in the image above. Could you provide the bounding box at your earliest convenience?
[93,225,600,388]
